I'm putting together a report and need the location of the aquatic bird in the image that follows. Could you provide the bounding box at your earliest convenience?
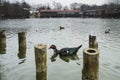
[105,29,110,33]
[49,44,82,56]
[59,26,65,30]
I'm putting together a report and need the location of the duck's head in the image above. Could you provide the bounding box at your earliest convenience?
[49,44,56,49]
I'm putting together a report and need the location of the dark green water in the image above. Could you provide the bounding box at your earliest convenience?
[0,18,120,80]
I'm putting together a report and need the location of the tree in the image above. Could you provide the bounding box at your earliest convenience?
[107,0,120,9]
[21,1,30,18]
[2,0,30,18]
[55,2,62,10]
[38,4,51,10]
[53,1,62,10]
[0,0,2,18]
[63,5,69,10]
[3,2,10,18]
[70,3,82,10]
[107,0,120,4]
[80,4,89,11]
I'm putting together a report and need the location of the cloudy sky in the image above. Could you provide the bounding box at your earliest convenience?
[9,0,106,6]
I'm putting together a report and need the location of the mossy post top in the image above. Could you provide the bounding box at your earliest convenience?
[35,44,46,49]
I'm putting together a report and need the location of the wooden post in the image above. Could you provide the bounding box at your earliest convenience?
[89,35,98,49]
[34,44,47,80]
[18,32,26,59]
[82,48,99,80]
[0,30,6,54]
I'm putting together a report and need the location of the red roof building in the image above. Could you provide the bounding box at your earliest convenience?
[39,10,82,18]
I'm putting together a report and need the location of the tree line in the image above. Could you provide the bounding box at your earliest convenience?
[0,0,120,19]
[37,1,120,18]
[37,1,120,11]
[0,1,30,19]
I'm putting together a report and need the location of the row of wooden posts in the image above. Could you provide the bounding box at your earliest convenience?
[0,30,27,58]
[0,30,99,80]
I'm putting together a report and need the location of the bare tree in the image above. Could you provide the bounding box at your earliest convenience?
[107,0,120,10]
[63,5,69,10]
[70,3,82,10]
[52,1,62,10]
[108,0,120,4]
[55,2,62,10]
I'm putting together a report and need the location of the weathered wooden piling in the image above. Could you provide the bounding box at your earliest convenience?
[82,48,99,80]
[0,30,6,54]
[18,32,26,58]
[34,44,47,80]
[89,35,98,49]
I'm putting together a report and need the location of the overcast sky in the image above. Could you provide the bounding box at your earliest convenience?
[9,0,106,6]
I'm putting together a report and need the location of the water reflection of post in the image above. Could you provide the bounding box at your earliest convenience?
[34,44,47,80]
[0,30,6,54]
[0,64,3,80]
[18,32,26,59]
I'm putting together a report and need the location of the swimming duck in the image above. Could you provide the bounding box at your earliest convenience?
[49,44,82,56]
[105,29,110,33]
[59,26,65,30]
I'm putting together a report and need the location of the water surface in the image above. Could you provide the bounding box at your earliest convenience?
[0,18,120,80]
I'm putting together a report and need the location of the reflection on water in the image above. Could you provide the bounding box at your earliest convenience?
[0,49,6,54]
[50,53,58,62]
[50,53,80,64]
[0,58,7,80]
[18,52,26,59]
[17,40,27,65]
[18,59,26,65]
[17,48,26,59]
[0,64,2,80]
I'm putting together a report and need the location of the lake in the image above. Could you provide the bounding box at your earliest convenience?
[0,18,120,80]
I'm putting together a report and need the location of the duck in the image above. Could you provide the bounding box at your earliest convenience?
[49,44,82,56]
[105,29,110,33]
[59,26,65,30]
